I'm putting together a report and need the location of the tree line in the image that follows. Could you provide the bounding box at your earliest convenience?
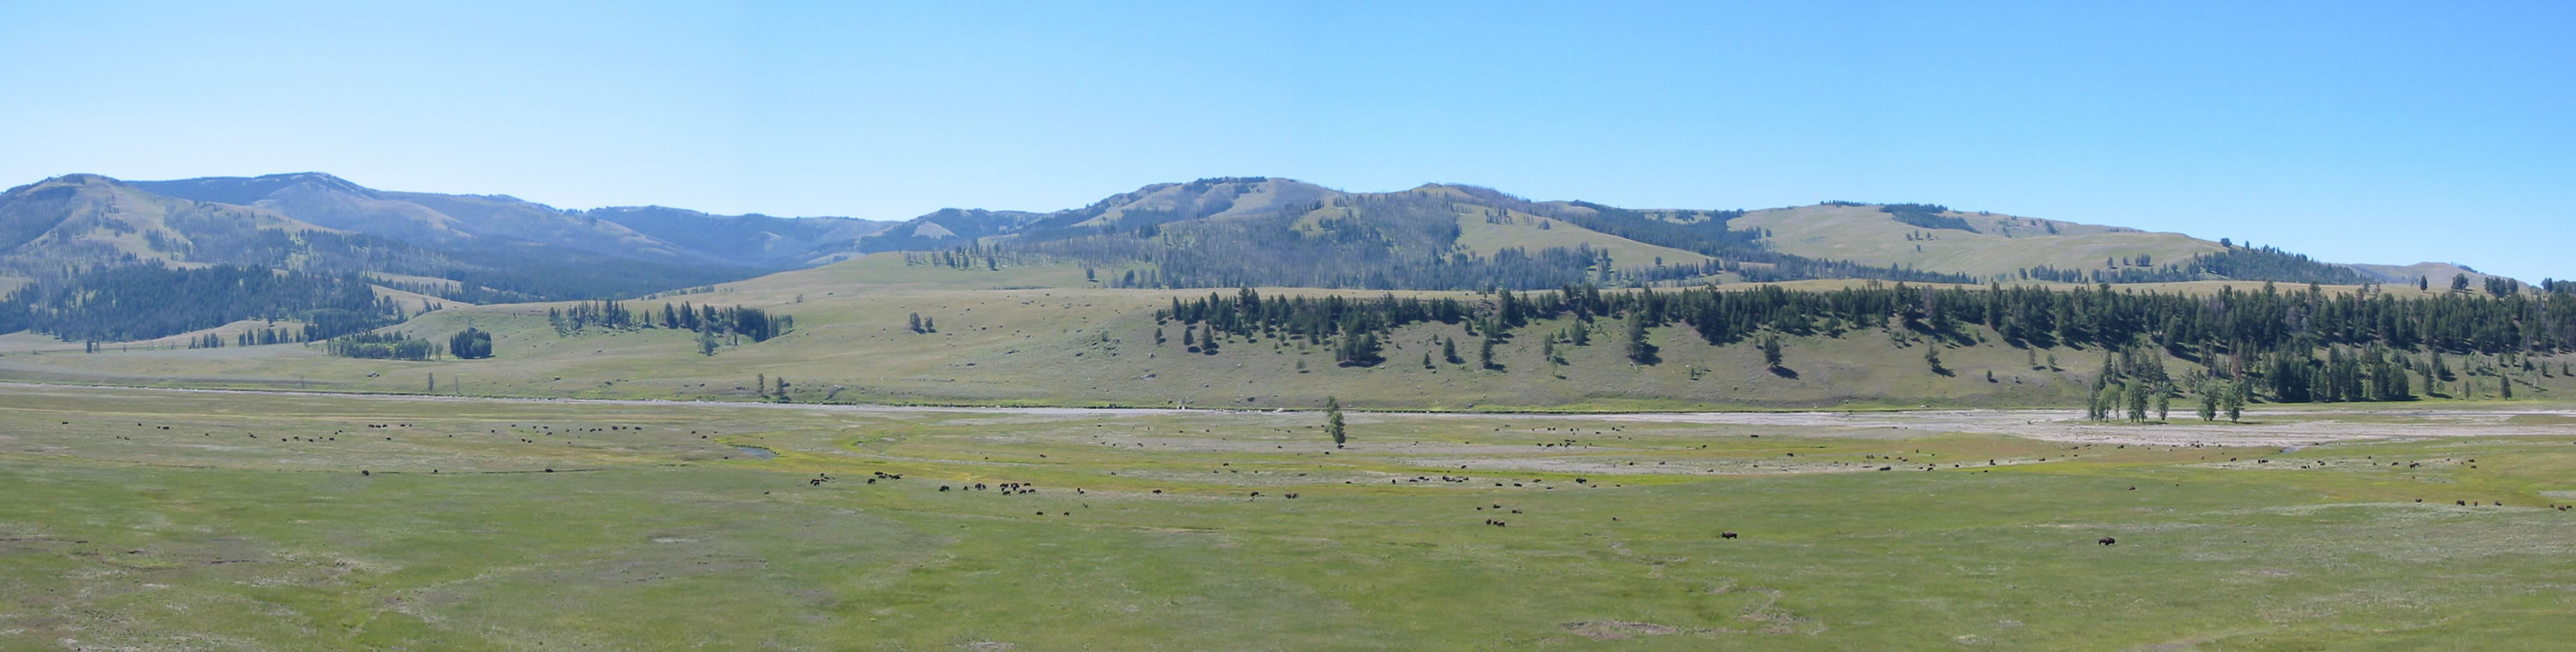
[2015,246,2370,285]
[0,263,399,343]
[1160,282,2576,404]
[547,299,791,342]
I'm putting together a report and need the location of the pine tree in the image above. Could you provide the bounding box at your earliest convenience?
[1478,335,1497,370]
[1760,335,1784,369]
[1324,396,1346,446]
[1441,337,1459,364]
[2154,386,2171,422]
[908,312,922,333]
[1623,317,1651,364]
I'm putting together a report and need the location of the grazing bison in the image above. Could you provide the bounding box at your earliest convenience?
[1720,531,1739,540]
[2098,536,2117,546]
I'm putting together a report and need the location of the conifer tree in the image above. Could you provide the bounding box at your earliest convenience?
[1623,317,1651,364]
[1324,396,1346,446]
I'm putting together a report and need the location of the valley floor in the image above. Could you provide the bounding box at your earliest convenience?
[3,384,2573,649]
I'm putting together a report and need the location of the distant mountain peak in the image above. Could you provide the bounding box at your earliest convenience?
[40,173,123,187]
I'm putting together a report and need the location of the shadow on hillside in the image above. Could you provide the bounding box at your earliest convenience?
[1768,366,1800,379]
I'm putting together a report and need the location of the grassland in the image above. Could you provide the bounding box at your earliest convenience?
[1734,204,2226,280]
[1446,207,1713,268]
[3,383,2573,649]
[0,255,2562,415]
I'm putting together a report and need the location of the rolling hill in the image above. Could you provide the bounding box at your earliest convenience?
[129,172,895,268]
[0,171,2552,350]
[1731,203,2224,280]
[860,178,2487,291]
[0,174,898,344]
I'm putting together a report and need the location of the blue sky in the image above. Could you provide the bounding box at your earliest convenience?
[3,1,2569,279]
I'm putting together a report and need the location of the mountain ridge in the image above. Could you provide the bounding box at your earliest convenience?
[0,172,2549,294]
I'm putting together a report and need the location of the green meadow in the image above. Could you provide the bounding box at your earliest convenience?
[3,383,2572,649]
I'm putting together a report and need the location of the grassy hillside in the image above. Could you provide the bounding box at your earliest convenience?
[1446,203,1714,267]
[0,174,336,270]
[1734,204,2226,281]
[2349,261,2510,287]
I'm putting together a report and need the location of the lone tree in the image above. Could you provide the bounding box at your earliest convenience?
[697,329,719,356]
[1324,396,1346,446]
[2222,381,2248,423]
[2197,382,2219,422]
[1760,335,1784,369]
[907,312,924,333]
[1623,317,1653,364]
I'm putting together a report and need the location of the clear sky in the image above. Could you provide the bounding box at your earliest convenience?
[3,1,2569,280]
